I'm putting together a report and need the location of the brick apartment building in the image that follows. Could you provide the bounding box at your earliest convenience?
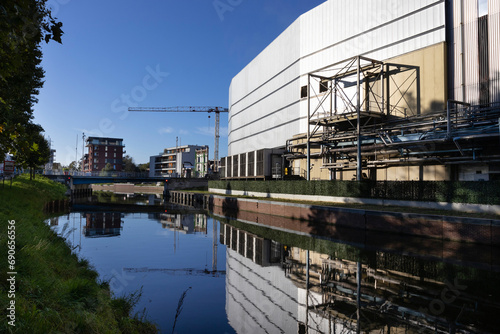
[83,137,125,172]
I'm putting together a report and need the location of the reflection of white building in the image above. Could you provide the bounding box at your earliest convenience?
[156,213,194,233]
[194,214,207,232]
[221,222,496,333]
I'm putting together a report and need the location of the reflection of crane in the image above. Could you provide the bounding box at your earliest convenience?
[123,267,226,277]
[129,106,229,171]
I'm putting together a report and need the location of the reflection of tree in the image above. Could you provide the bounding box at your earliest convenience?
[222,196,239,219]
[306,206,368,247]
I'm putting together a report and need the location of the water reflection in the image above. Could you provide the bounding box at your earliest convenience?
[48,208,233,333]
[150,212,208,234]
[84,212,123,237]
[47,193,500,333]
[220,221,500,333]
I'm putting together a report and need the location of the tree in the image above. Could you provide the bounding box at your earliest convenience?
[123,155,138,173]
[66,161,79,171]
[138,163,149,173]
[102,163,114,172]
[0,0,63,168]
[14,124,51,179]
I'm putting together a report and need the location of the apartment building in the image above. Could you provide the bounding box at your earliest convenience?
[149,145,207,178]
[195,147,209,178]
[83,137,125,172]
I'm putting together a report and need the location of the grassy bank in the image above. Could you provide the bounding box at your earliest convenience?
[0,175,157,333]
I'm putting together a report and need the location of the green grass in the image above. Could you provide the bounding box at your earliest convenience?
[0,175,158,333]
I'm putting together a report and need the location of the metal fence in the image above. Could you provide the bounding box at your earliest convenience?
[43,170,150,178]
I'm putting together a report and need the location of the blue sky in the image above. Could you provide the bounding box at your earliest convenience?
[34,0,326,166]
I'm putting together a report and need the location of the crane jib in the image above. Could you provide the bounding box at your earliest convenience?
[128,106,228,172]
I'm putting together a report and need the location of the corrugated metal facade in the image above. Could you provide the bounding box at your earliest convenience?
[489,0,500,103]
[448,0,500,104]
[230,0,500,156]
[228,0,447,156]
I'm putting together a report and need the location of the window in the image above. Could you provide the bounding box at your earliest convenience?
[105,152,108,157]
[105,146,108,151]
[114,153,116,158]
[300,85,308,98]
[94,152,98,157]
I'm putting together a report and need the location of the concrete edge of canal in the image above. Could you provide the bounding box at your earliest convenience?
[167,189,500,246]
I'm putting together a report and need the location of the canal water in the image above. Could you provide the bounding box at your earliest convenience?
[47,193,500,333]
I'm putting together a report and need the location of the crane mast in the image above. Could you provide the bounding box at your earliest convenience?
[129,106,228,172]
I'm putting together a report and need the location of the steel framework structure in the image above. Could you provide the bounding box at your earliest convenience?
[297,56,500,181]
[304,56,421,180]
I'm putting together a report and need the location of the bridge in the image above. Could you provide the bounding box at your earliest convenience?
[45,171,165,185]
[44,172,207,199]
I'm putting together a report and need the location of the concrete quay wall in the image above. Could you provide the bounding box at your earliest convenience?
[208,188,500,215]
[207,194,500,246]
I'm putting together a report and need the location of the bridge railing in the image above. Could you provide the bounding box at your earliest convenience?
[44,171,152,178]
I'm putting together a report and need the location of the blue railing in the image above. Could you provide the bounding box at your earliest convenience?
[44,171,152,178]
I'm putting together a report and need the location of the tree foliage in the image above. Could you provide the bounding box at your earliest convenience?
[102,163,114,172]
[0,0,63,174]
[137,162,149,173]
[67,161,79,171]
[123,155,139,173]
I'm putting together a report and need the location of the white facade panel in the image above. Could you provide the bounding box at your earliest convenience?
[451,2,465,101]
[489,9,500,102]
[464,0,480,104]
[448,0,500,105]
[229,0,446,156]
[491,0,500,14]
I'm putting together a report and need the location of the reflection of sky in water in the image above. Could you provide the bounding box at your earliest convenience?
[50,212,234,334]
[48,206,500,333]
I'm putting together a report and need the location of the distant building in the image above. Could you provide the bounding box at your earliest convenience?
[44,149,56,172]
[149,145,207,178]
[83,137,125,172]
[195,147,209,178]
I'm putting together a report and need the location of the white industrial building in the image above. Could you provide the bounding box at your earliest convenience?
[223,0,500,181]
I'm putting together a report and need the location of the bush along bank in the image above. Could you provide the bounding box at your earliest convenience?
[0,175,157,333]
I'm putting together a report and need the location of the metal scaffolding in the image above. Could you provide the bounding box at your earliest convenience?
[298,55,500,181]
